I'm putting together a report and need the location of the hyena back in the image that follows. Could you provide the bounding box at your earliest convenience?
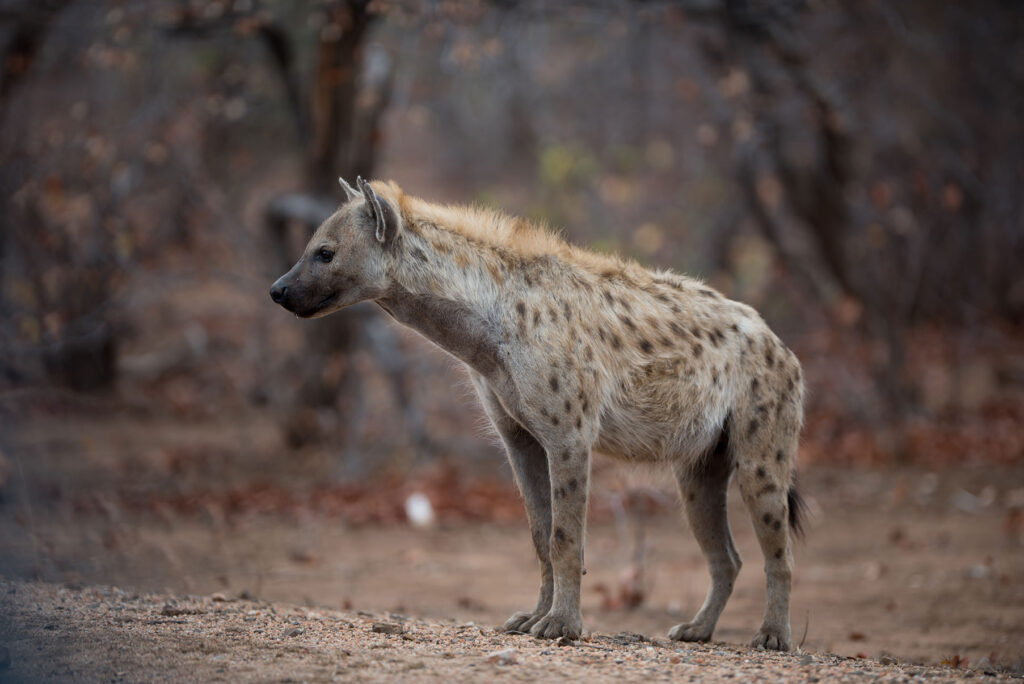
[270,177,806,650]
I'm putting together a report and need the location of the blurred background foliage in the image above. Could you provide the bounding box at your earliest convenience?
[0,0,1022,516]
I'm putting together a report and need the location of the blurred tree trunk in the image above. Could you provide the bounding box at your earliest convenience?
[698,0,917,455]
[257,2,414,453]
[0,0,117,391]
[305,1,372,193]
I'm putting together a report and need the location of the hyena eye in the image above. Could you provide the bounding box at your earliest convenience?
[317,248,335,263]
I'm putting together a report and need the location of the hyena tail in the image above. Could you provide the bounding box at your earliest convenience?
[787,484,807,540]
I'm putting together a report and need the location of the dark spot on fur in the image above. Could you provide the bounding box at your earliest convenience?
[759,484,778,496]
[598,327,606,342]
[776,450,784,462]
[554,527,566,541]
[692,327,703,340]
[756,466,766,478]
[688,491,696,502]
[524,274,533,287]
[748,419,760,437]
[731,323,739,333]
[659,336,672,347]
[575,416,582,429]
[763,513,773,525]
[412,247,429,262]
[669,321,685,337]
[540,408,549,418]
[692,342,703,357]
[516,301,526,316]
[773,519,782,531]
[699,288,717,298]
[564,399,572,414]
[774,548,783,559]
[568,479,578,492]
[584,346,594,361]
[610,333,622,349]
[581,398,589,413]
[638,339,653,353]
[765,346,775,368]
[620,315,635,330]
[550,376,560,392]
[751,377,760,392]
[551,416,560,426]
[603,290,614,304]
[533,310,541,326]
[562,450,570,462]
[555,487,565,499]
[563,302,573,321]
[712,371,720,386]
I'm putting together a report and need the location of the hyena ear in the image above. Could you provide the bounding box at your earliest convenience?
[356,175,399,245]
[338,177,360,203]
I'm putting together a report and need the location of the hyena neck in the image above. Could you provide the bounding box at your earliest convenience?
[375,225,508,380]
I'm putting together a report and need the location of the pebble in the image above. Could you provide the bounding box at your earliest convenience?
[880,655,897,665]
[283,627,304,638]
[160,602,191,617]
[486,648,517,665]
[372,622,403,635]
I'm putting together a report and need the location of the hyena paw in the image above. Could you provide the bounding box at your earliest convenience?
[751,626,791,651]
[668,620,714,642]
[502,611,543,634]
[529,610,582,640]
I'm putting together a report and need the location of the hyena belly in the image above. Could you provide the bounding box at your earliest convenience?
[594,356,737,464]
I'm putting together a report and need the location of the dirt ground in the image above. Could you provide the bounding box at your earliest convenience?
[1,576,1017,684]
[2,449,1024,681]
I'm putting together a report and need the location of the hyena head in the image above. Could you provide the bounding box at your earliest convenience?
[270,177,400,318]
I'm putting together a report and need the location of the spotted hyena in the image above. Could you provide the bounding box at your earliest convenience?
[270,177,806,650]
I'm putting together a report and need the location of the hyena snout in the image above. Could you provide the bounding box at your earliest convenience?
[269,281,288,304]
[269,273,303,311]
[269,269,338,318]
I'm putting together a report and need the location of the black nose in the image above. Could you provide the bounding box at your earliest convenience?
[270,284,287,303]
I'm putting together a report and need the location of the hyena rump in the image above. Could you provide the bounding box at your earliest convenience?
[270,177,806,650]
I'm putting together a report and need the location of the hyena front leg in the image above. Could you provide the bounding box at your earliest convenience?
[530,438,591,640]
[472,379,553,633]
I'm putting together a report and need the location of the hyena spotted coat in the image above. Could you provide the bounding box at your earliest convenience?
[270,177,806,650]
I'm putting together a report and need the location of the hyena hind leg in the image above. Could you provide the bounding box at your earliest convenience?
[735,431,803,651]
[668,428,742,643]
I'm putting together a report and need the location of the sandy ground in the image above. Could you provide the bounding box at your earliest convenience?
[0,577,1018,683]
[1,462,1023,681]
